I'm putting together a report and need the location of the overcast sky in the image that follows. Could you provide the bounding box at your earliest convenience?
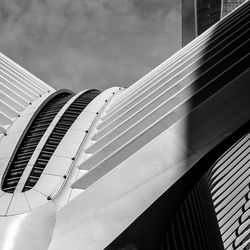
[0,0,181,92]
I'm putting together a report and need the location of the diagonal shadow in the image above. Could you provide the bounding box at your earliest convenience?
[104,1,249,249]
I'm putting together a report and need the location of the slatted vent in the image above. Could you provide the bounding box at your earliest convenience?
[208,132,250,250]
[162,176,224,250]
[2,92,72,193]
[22,90,100,192]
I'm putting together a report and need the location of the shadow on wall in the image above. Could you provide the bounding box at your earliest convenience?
[117,244,138,250]
[104,1,249,249]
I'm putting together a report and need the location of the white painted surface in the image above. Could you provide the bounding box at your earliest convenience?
[0,203,56,250]
[0,91,53,193]
[0,52,55,131]
[0,3,249,250]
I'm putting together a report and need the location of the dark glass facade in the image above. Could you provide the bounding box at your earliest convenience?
[182,0,246,46]
[221,0,246,17]
[182,0,197,47]
[207,130,250,249]
[196,0,221,35]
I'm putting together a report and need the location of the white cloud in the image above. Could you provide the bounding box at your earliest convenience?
[0,0,181,92]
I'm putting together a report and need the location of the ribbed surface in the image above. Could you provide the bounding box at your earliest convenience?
[208,132,250,250]
[22,90,100,192]
[181,0,246,46]
[109,1,247,112]
[94,3,248,142]
[75,1,249,188]
[1,92,72,193]
[0,52,54,132]
[105,175,224,250]
[162,176,224,250]
[99,2,248,127]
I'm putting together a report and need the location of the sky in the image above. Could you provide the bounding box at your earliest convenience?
[0,0,181,92]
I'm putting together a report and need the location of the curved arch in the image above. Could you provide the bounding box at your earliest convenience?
[22,89,100,192]
[1,90,73,193]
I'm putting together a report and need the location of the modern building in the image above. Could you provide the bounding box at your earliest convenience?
[0,1,249,250]
[182,0,247,46]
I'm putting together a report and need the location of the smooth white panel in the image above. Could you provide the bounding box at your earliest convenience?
[0,193,13,215]
[34,174,63,196]
[53,142,80,159]
[43,156,73,176]
[25,189,47,210]
[7,193,30,215]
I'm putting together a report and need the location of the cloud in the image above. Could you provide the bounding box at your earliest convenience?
[0,0,181,92]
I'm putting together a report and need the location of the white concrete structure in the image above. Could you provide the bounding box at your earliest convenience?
[0,1,249,250]
[0,53,54,138]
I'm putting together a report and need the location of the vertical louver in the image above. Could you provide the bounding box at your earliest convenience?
[162,176,224,250]
[105,176,224,250]
[22,90,100,192]
[208,132,250,250]
[1,92,72,193]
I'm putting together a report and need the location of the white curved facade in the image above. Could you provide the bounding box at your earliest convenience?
[0,1,249,250]
[0,52,55,139]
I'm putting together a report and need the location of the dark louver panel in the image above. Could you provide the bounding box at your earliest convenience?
[208,132,250,250]
[105,175,224,250]
[1,92,73,193]
[22,89,100,192]
[161,176,224,250]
